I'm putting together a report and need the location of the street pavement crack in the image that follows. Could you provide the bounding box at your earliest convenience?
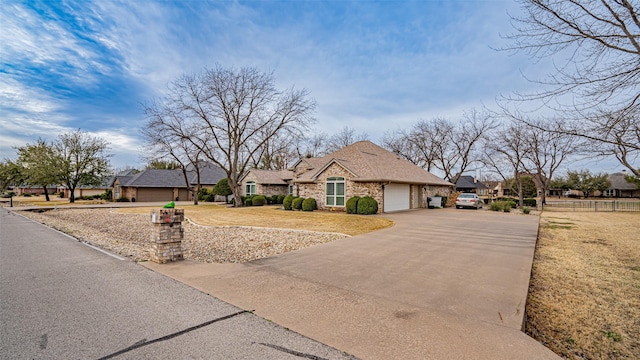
[96,310,248,359]
[256,342,329,360]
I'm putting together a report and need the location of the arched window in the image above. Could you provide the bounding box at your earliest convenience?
[326,177,345,206]
[245,181,256,196]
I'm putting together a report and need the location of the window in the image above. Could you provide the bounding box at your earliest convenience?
[326,177,345,206]
[288,184,294,195]
[245,181,256,196]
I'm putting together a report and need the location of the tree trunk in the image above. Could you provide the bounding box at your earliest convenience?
[193,166,201,205]
[43,186,50,202]
[69,188,75,203]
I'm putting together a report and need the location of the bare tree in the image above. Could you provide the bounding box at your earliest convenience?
[522,118,579,206]
[325,126,369,153]
[142,119,204,205]
[481,120,531,206]
[382,110,497,183]
[296,132,329,158]
[251,130,300,170]
[144,66,316,206]
[503,0,640,176]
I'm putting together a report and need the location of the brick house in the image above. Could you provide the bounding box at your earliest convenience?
[112,163,225,202]
[241,141,453,213]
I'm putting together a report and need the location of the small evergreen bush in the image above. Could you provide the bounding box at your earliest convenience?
[198,188,209,201]
[523,198,537,207]
[357,196,378,215]
[489,201,503,211]
[277,194,285,204]
[522,206,531,214]
[346,196,360,214]
[116,196,130,202]
[302,197,317,211]
[292,197,304,210]
[203,193,215,202]
[283,195,295,210]
[244,196,253,206]
[252,195,266,206]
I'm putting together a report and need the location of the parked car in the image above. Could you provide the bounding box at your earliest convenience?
[456,193,483,209]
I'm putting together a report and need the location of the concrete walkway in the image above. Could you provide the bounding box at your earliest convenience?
[144,208,560,359]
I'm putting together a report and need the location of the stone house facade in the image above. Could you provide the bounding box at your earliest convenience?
[241,141,453,213]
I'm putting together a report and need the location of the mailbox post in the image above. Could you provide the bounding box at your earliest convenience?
[150,208,184,263]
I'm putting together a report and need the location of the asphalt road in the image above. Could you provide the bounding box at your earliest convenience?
[0,208,355,359]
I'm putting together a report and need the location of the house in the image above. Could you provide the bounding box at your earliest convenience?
[241,141,453,213]
[15,185,58,196]
[59,175,114,199]
[601,171,640,198]
[455,176,487,195]
[112,163,226,202]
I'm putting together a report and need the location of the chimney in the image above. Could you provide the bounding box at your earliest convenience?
[473,176,477,183]
[621,169,627,175]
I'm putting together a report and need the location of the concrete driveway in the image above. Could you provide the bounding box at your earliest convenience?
[145,208,559,359]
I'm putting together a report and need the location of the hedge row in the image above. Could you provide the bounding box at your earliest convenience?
[283,195,318,211]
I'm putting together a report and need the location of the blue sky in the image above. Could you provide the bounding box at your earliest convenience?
[2,0,613,172]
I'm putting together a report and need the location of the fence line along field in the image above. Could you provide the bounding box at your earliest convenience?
[526,211,640,359]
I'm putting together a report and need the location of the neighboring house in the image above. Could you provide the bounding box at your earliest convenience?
[58,175,114,198]
[241,141,453,213]
[455,176,487,195]
[15,185,58,196]
[601,171,640,198]
[112,163,226,202]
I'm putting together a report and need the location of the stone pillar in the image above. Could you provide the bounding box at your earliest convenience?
[150,208,184,263]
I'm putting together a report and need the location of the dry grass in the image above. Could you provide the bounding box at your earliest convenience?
[526,211,640,359]
[117,204,393,236]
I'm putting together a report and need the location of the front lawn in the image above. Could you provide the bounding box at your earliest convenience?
[118,204,393,236]
[526,211,640,359]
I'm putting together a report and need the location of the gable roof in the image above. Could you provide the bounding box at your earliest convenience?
[245,169,294,185]
[296,141,452,186]
[455,175,487,190]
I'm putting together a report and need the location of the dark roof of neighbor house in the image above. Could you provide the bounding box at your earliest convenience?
[189,163,226,186]
[455,176,487,190]
[608,172,638,190]
[295,141,452,186]
[114,163,225,188]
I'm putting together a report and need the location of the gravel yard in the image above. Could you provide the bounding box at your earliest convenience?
[18,208,348,263]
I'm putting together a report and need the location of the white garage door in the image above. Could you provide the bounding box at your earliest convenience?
[384,184,410,212]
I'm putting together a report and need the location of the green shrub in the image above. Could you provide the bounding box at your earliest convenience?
[204,193,215,202]
[302,197,317,211]
[504,204,511,213]
[489,201,503,211]
[283,195,295,210]
[116,196,130,202]
[522,206,531,214]
[277,195,285,204]
[523,198,537,207]
[244,197,253,206]
[58,191,64,198]
[252,195,266,206]
[292,197,304,210]
[198,188,209,201]
[346,196,360,214]
[357,196,378,215]
[507,200,517,209]
[23,193,32,197]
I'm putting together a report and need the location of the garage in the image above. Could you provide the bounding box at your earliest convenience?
[136,188,174,202]
[383,184,410,212]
